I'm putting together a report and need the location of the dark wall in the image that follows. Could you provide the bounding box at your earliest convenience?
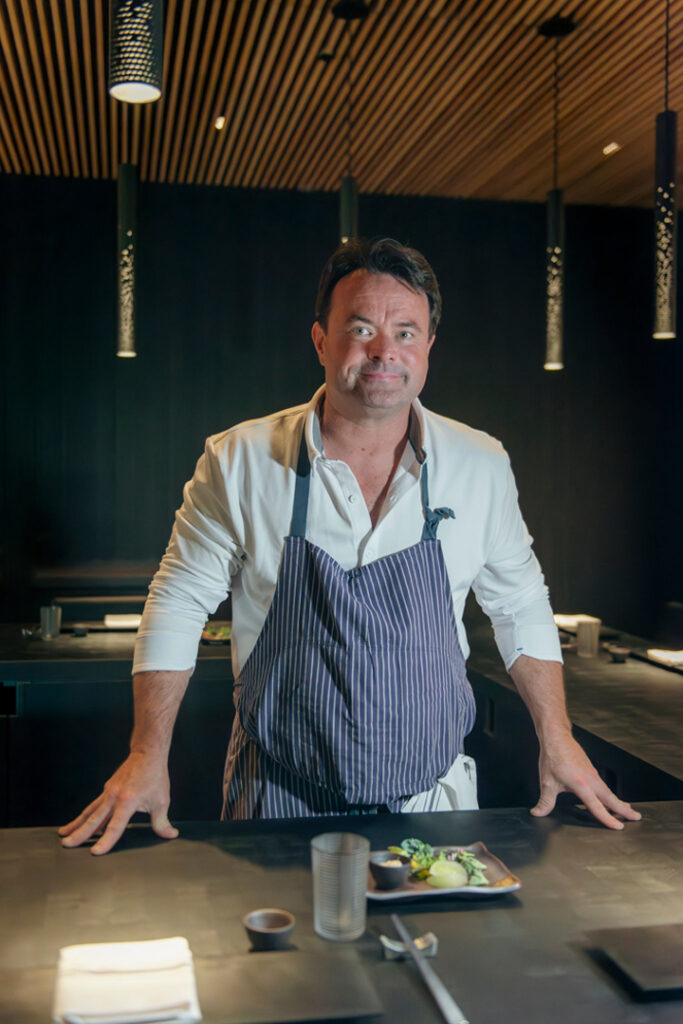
[1,175,681,635]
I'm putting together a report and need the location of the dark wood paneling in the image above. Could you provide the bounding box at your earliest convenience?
[1,175,682,639]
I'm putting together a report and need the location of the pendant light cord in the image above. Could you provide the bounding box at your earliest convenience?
[553,38,559,191]
[665,0,670,110]
[346,20,353,177]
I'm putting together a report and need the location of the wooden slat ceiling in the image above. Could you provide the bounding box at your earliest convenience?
[1,0,682,206]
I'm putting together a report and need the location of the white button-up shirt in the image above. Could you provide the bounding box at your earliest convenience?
[134,386,562,677]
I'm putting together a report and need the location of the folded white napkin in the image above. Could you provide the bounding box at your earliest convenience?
[104,614,142,630]
[52,936,202,1024]
[554,613,591,631]
[647,648,683,668]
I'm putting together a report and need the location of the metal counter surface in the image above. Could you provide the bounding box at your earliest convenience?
[1,802,682,1023]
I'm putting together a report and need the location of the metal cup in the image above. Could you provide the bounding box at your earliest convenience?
[311,832,369,942]
[40,605,62,640]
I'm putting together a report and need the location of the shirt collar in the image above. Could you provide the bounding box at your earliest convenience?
[305,385,326,461]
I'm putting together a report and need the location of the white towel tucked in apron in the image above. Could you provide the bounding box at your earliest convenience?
[401,754,478,812]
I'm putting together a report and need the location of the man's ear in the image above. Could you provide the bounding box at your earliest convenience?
[427,333,436,351]
[311,321,326,365]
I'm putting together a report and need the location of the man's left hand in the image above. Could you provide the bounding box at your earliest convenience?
[532,731,642,829]
[508,654,642,830]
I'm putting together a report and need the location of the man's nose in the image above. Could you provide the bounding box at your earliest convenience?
[368,330,396,360]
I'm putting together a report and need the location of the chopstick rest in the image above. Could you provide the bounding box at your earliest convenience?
[379,931,439,960]
[52,936,202,1024]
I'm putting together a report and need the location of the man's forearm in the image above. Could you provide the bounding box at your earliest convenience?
[130,669,193,761]
[508,654,570,746]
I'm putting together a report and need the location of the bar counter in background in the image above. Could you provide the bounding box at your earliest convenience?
[463,618,683,809]
[1,615,682,828]
[0,625,232,826]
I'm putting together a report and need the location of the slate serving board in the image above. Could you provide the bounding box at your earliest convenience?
[588,922,683,999]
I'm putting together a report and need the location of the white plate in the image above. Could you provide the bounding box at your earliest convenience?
[367,841,522,901]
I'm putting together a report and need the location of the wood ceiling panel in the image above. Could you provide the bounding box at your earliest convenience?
[2,0,682,207]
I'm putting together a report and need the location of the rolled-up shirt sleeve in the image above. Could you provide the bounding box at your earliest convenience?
[471,454,562,671]
[133,436,245,674]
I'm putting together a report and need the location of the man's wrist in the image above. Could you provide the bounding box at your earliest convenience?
[129,738,169,761]
[535,720,574,749]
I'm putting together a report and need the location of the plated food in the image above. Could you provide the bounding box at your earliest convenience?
[367,836,521,901]
[201,621,232,644]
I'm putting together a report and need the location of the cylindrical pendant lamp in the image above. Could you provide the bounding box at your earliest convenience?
[109,0,163,104]
[333,1,368,244]
[653,120,677,339]
[538,15,575,371]
[544,188,565,370]
[339,175,358,245]
[117,163,137,358]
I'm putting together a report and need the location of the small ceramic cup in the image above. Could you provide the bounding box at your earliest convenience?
[606,644,631,663]
[242,908,295,951]
[369,851,411,890]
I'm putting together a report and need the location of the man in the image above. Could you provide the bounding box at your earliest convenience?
[60,237,640,854]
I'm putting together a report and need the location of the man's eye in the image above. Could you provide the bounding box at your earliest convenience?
[398,330,413,340]
[353,326,372,336]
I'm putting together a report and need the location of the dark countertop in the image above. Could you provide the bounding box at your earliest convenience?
[3,617,683,784]
[0,624,230,682]
[466,619,683,784]
[2,802,683,1023]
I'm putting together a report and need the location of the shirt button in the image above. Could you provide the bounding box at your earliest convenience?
[348,494,357,503]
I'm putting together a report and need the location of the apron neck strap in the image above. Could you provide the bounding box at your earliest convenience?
[291,424,455,541]
[408,436,455,542]
[290,427,311,538]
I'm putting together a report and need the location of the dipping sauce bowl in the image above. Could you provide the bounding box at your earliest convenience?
[369,851,411,890]
[242,908,295,951]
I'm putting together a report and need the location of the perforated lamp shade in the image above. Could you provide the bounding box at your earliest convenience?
[117,163,136,358]
[109,0,163,104]
[544,188,565,370]
[653,110,677,339]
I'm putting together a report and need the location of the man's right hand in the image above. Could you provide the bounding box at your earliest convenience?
[58,751,178,856]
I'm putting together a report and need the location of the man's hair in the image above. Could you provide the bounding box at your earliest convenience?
[314,237,442,336]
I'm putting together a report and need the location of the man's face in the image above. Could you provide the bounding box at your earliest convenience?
[312,270,434,422]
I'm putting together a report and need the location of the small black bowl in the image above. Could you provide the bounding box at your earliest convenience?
[369,851,411,890]
[605,644,631,663]
[242,908,295,951]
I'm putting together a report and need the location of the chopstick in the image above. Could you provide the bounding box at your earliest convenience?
[390,915,470,1024]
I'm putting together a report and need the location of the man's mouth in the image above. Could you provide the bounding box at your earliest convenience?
[358,366,404,382]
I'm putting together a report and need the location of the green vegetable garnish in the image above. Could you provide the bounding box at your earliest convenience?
[396,838,436,873]
[446,849,488,886]
[390,838,489,885]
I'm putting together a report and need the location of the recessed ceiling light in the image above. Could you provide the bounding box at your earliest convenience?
[214,116,226,130]
[602,141,621,156]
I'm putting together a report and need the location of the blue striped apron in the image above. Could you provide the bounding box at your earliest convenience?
[222,428,475,819]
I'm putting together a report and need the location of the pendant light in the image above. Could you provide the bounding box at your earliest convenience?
[538,15,576,371]
[332,1,368,244]
[653,0,677,340]
[117,163,136,358]
[109,0,163,104]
